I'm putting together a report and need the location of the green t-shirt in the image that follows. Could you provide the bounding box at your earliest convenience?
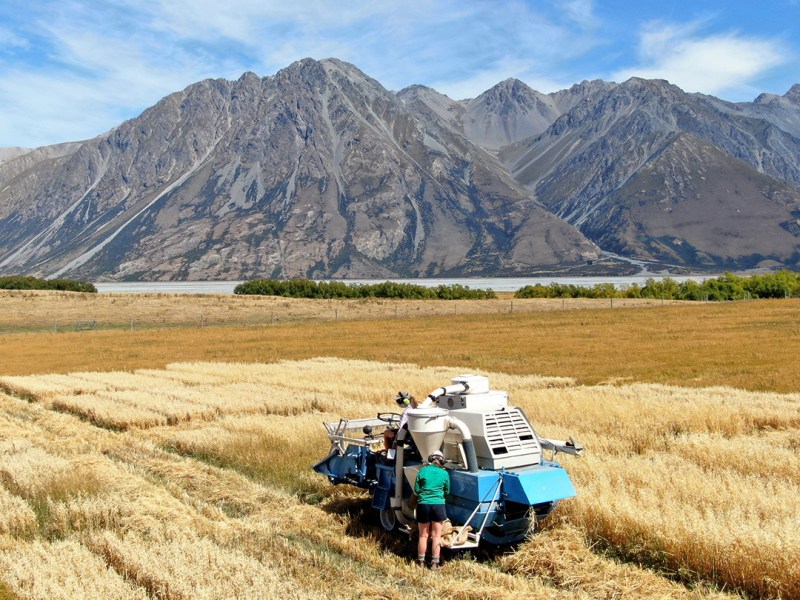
[414,464,450,505]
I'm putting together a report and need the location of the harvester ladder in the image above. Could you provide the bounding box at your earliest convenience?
[450,473,503,549]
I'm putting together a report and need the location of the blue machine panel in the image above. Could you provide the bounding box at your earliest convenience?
[449,469,501,501]
[502,464,576,505]
[372,464,394,510]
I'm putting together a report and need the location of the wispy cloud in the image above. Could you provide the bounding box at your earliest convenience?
[560,0,598,28]
[0,1,796,147]
[1,0,608,146]
[0,25,30,50]
[613,20,788,98]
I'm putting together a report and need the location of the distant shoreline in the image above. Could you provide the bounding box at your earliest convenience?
[94,274,718,295]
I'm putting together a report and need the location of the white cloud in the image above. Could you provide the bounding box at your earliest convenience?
[2,1,794,147]
[0,26,30,50]
[560,0,597,28]
[0,71,125,147]
[614,20,788,97]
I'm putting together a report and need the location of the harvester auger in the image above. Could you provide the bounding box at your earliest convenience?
[312,375,583,548]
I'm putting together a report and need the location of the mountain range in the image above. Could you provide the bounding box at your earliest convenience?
[1,58,798,281]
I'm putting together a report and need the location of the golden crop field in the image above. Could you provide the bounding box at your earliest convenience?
[0,292,799,598]
[0,357,798,599]
[1,291,800,394]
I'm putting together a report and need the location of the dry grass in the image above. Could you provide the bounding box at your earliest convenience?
[0,294,799,395]
[0,288,674,333]
[1,358,798,597]
[0,537,148,600]
[0,383,574,599]
[1,292,799,598]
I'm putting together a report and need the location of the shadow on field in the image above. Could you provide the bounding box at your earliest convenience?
[318,494,519,565]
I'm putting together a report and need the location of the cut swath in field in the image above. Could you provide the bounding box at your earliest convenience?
[1,358,798,598]
[0,538,149,600]
[0,389,575,600]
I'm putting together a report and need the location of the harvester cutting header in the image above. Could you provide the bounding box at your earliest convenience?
[313,375,584,547]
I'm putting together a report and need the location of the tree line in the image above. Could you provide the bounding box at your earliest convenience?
[234,278,496,299]
[3,272,798,301]
[514,271,800,301]
[0,275,97,293]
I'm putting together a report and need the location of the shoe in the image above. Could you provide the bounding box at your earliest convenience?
[430,561,441,571]
[417,559,426,568]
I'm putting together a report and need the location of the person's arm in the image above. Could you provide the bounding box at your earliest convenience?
[399,408,409,429]
[442,471,450,496]
[414,471,423,496]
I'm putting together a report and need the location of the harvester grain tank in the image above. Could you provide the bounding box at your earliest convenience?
[312,375,583,547]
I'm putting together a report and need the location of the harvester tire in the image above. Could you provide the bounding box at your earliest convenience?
[379,508,397,531]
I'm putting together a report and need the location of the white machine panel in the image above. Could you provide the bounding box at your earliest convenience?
[438,390,508,411]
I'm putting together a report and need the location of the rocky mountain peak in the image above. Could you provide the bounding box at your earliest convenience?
[549,79,617,113]
[618,77,685,101]
[785,83,800,104]
[237,71,261,84]
[754,92,781,105]
[274,57,329,89]
[1,60,798,280]
[463,78,560,150]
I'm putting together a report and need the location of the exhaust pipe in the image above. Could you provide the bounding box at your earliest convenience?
[426,381,469,403]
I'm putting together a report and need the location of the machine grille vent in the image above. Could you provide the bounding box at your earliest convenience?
[484,409,538,456]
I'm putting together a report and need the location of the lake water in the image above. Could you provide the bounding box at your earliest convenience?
[94,274,716,294]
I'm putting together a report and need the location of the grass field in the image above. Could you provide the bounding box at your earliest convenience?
[0,292,799,598]
[1,292,799,393]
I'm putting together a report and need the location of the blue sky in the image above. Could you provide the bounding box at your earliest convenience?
[1,0,798,148]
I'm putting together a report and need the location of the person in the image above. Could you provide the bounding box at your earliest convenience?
[414,450,449,570]
[383,391,431,458]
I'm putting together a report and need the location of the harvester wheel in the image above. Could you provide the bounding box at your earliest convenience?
[379,508,397,531]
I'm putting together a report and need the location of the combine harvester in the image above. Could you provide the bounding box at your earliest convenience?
[313,375,583,548]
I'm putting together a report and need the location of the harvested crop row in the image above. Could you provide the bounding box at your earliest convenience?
[51,393,166,430]
[1,359,789,597]
[0,487,36,537]
[0,537,148,600]
[87,531,314,600]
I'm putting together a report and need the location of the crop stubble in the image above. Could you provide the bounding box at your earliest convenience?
[0,358,797,598]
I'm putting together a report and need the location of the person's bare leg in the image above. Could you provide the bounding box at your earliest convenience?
[430,520,443,569]
[417,522,430,566]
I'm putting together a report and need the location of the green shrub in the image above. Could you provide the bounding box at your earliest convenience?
[0,275,96,293]
[234,279,495,300]
[513,271,800,301]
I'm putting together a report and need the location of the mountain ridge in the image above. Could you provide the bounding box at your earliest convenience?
[1,58,798,280]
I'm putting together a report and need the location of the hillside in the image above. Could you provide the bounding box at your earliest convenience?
[1,60,798,280]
